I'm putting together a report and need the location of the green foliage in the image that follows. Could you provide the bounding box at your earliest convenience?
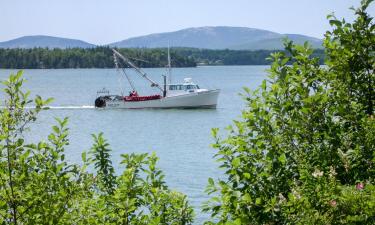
[175,48,325,65]
[0,71,83,224]
[90,132,116,195]
[77,150,194,225]
[0,71,194,224]
[0,46,325,69]
[204,1,375,224]
[0,47,196,69]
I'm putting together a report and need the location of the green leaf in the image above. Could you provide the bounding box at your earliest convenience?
[81,151,87,162]
[232,158,241,168]
[329,19,342,27]
[261,80,267,90]
[243,193,252,202]
[278,153,286,165]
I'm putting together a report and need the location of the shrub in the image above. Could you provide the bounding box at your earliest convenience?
[203,1,375,224]
[0,71,194,224]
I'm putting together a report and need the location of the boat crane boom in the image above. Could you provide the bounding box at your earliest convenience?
[113,52,136,92]
[112,49,163,92]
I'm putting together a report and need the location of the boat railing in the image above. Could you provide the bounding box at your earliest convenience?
[97,88,110,97]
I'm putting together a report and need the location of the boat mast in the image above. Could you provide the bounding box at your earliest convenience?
[112,49,163,92]
[167,45,172,84]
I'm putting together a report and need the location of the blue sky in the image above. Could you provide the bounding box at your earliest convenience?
[1,0,374,44]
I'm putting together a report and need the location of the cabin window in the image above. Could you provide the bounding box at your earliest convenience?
[186,85,196,90]
[169,85,184,90]
[169,85,199,90]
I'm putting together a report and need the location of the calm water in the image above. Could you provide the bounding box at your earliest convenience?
[0,66,268,224]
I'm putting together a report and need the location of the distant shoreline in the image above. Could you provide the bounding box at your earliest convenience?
[0,47,325,69]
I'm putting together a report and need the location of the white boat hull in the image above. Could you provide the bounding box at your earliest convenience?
[103,89,220,109]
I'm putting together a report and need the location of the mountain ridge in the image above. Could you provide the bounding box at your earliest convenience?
[0,27,323,50]
[109,26,323,50]
[0,35,95,49]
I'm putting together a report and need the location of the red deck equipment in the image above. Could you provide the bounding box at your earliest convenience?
[124,95,162,102]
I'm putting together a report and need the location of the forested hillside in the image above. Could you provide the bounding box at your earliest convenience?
[174,48,325,65]
[0,46,325,69]
[0,47,196,69]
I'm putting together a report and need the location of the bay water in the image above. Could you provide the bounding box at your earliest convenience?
[0,66,268,224]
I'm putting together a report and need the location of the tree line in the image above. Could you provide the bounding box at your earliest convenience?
[0,47,197,69]
[0,46,325,69]
[174,47,325,65]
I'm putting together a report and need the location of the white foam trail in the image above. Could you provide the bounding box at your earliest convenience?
[0,105,95,109]
[48,105,95,109]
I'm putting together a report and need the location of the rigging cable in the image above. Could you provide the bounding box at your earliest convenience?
[112,49,163,92]
[114,53,137,92]
[114,52,125,95]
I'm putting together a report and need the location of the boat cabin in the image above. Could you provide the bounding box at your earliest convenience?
[166,78,207,97]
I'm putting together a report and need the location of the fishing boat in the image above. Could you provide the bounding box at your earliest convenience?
[94,49,220,109]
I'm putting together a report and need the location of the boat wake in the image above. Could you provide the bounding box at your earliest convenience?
[48,105,95,109]
[0,105,95,110]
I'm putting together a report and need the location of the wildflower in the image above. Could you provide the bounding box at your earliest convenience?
[292,189,301,199]
[312,169,323,178]
[329,166,337,178]
[356,182,364,190]
[329,200,337,207]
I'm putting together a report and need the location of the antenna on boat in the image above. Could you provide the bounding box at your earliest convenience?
[112,49,163,92]
[167,45,172,84]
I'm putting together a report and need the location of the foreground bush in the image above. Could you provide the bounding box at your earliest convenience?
[204,1,374,224]
[0,71,194,224]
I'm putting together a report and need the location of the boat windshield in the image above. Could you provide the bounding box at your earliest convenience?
[169,84,199,90]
